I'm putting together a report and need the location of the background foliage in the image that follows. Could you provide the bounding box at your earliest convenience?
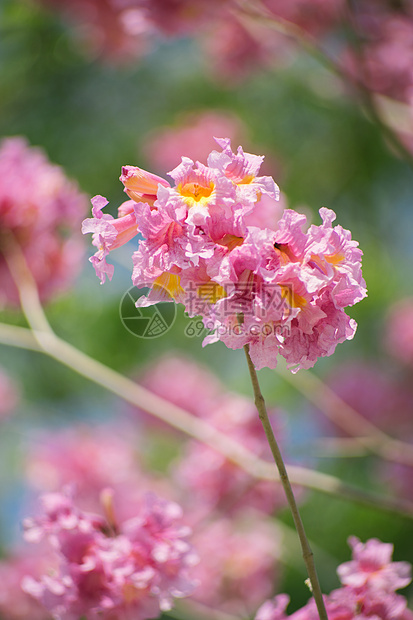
[0,0,412,615]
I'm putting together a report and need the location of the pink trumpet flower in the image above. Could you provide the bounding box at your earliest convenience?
[83,138,366,371]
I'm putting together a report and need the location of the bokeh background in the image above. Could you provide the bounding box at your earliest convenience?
[0,0,413,617]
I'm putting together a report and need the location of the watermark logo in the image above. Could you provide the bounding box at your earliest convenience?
[120,280,295,339]
[119,286,176,339]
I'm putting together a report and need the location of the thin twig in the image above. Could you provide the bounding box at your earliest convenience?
[4,236,53,336]
[243,344,327,620]
[276,364,413,467]
[0,322,41,351]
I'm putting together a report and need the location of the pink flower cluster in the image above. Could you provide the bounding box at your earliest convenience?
[255,536,413,620]
[22,489,198,620]
[83,138,366,371]
[0,137,88,306]
[19,401,281,617]
[144,111,284,228]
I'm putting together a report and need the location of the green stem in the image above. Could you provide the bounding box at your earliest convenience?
[244,344,327,620]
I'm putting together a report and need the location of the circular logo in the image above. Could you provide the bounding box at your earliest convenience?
[119,286,177,339]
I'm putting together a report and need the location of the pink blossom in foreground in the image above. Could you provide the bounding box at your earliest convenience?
[256,594,290,620]
[337,536,411,593]
[22,489,198,620]
[191,516,280,616]
[384,298,413,368]
[83,138,366,371]
[23,422,180,529]
[255,537,413,620]
[259,588,413,620]
[0,137,88,306]
[0,551,54,620]
[81,195,138,284]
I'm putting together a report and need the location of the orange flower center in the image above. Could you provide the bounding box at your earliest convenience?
[178,181,214,207]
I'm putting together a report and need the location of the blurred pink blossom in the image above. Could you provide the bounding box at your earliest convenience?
[0,137,88,306]
[259,588,413,620]
[25,425,143,511]
[322,361,413,434]
[344,7,413,104]
[200,0,345,82]
[40,0,150,60]
[173,391,288,515]
[191,516,280,616]
[38,0,227,61]
[382,456,413,504]
[0,551,54,620]
[255,536,413,620]
[145,111,248,174]
[22,488,198,620]
[138,353,222,419]
[201,14,294,84]
[264,0,344,36]
[338,536,411,592]
[384,298,413,368]
[256,594,290,620]
[23,422,182,529]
